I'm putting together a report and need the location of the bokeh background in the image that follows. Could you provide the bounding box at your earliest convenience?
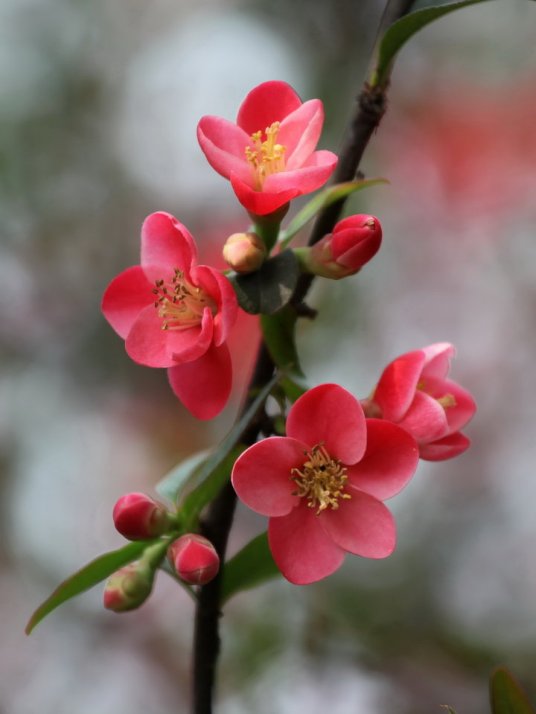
[3,0,536,712]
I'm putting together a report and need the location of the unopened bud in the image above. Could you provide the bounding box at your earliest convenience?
[103,561,154,612]
[305,214,382,279]
[168,534,220,585]
[222,232,266,273]
[113,492,172,540]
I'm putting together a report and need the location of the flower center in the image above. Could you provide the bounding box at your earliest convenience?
[417,381,457,410]
[291,444,351,515]
[152,269,216,331]
[245,121,286,190]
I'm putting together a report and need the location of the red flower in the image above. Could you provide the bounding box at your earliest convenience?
[197,81,338,217]
[102,212,238,419]
[232,384,418,585]
[362,343,476,461]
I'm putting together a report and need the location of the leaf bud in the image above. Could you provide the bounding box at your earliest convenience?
[113,492,172,541]
[168,534,220,585]
[222,232,266,273]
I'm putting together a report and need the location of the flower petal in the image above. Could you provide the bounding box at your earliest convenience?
[167,342,232,419]
[141,212,198,281]
[372,349,426,422]
[279,99,324,168]
[197,116,253,183]
[232,436,306,517]
[421,342,455,379]
[230,173,299,216]
[421,377,476,433]
[125,304,174,367]
[236,81,302,135]
[192,265,238,345]
[286,384,367,465]
[101,266,153,339]
[169,307,214,364]
[268,504,345,585]
[263,150,337,194]
[346,419,419,500]
[320,486,396,559]
[419,432,471,461]
[397,390,448,444]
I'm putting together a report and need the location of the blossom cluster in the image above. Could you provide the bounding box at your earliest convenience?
[101,80,476,605]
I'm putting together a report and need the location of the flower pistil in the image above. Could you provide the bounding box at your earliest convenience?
[291,444,351,515]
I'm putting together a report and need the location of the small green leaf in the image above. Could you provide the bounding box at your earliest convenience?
[261,306,304,377]
[372,0,493,88]
[222,532,281,603]
[231,251,300,315]
[156,449,210,504]
[180,373,280,528]
[25,540,153,634]
[490,666,536,714]
[279,178,388,249]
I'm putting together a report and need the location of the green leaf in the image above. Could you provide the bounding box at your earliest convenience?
[490,667,536,714]
[230,250,300,315]
[372,0,493,88]
[25,540,152,634]
[278,178,388,249]
[261,306,304,377]
[156,448,210,504]
[222,532,281,603]
[180,373,280,528]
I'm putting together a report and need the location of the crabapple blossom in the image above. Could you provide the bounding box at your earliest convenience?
[304,214,383,279]
[113,492,172,540]
[168,534,220,585]
[102,212,238,419]
[232,384,419,585]
[361,343,476,461]
[197,81,338,217]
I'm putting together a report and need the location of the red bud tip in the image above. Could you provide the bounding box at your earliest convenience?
[168,534,220,586]
[113,492,172,540]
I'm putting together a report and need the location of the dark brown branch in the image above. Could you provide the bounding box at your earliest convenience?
[191,2,416,712]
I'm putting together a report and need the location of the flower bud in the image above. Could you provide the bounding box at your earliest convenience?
[103,561,154,612]
[306,214,382,279]
[113,492,172,540]
[168,534,220,585]
[222,232,266,273]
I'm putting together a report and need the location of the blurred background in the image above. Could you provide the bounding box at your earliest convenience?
[2,0,536,712]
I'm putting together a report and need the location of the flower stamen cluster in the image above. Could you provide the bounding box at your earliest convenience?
[245,122,286,190]
[291,444,351,514]
[152,269,216,332]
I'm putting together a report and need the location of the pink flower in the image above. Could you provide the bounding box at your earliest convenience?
[232,384,419,585]
[306,214,382,279]
[102,212,238,419]
[362,343,476,461]
[197,81,338,217]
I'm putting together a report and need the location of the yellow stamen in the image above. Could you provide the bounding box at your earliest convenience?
[291,444,351,515]
[245,121,286,190]
[153,269,216,331]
